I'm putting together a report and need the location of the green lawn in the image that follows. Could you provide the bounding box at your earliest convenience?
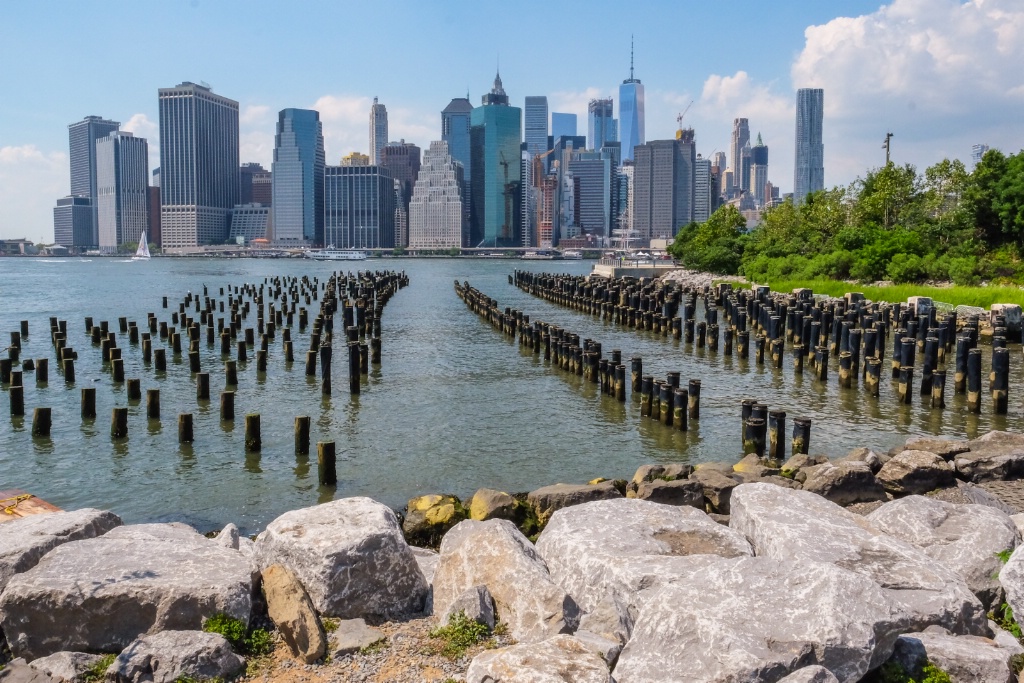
[732,279,1024,309]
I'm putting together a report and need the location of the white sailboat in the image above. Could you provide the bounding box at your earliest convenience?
[132,232,151,261]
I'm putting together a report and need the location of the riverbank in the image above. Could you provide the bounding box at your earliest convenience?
[737,278,1024,310]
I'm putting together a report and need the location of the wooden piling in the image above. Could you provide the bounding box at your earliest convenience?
[81,387,96,419]
[348,342,360,394]
[63,358,75,384]
[792,417,811,455]
[154,349,166,372]
[358,343,369,374]
[614,364,626,402]
[178,414,194,443]
[931,369,946,409]
[744,418,766,457]
[967,348,982,413]
[245,414,261,451]
[865,357,881,397]
[196,372,210,400]
[954,335,969,394]
[9,385,24,416]
[295,416,311,455]
[35,358,48,384]
[0,358,10,384]
[111,407,128,439]
[672,388,687,431]
[992,346,1009,414]
[31,407,51,437]
[898,367,914,404]
[127,378,141,401]
[220,391,235,421]
[321,345,332,395]
[640,376,653,416]
[225,360,238,386]
[317,441,337,486]
[146,389,160,420]
[687,379,701,419]
[768,411,786,461]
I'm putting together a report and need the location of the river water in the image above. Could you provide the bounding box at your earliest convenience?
[1,257,1021,534]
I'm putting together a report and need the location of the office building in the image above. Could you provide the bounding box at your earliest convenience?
[442,97,473,183]
[158,82,239,250]
[524,96,549,158]
[619,41,645,161]
[65,115,120,247]
[341,152,370,167]
[632,136,696,241]
[96,131,150,253]
[469,73,522,248]
[408,141,464,249]
[521,150,536,247]
[240,162,271,205]
[323,165,396,249]
[369,97,388,164]
[740,142,752,194]
[751,134,769,207]
[229,204,270,242]
[730,118,750,192]
[972,144,990,167]
[694,154,712,223]
[794,88,824,204]
[379,141,421,247]
[53,196,93,249]
[588,98,617,150]
[147,187,161,247]
[615,161,634,243]
[393,179,408,248]
[272,108,325,244]
[551,112,577,141]
[569,151,614,238]
[535,172,558,248]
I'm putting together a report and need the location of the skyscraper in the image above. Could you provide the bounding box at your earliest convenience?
[588,98,617,151]
[158,82,239,250]
[569,150,614,238]
[619,40,645,161]
[632,136,696,241]
[551,113,578,141]
[693,154,712,223]
[524,96,549,159]
[240,162,271,205]
[740,142,752,194]
[469,73,522,248]
[323,165,396,249]
[272,108,325,244]
[409,141,465,249]
[751,133,769,208]
[730,118,750,193]
[96,131,150,253]
[52,197,93,249]
[794,88,824,204]
[65,115,120,247]
[369,97,388,164]
[972,143,990,168]
[379,141,421,247]
[341,152,370,167]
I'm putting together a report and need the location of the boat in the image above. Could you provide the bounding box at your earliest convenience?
[562,250,583,260]
[305,247,368,261]
[132,232,151,261]
[522,250,557,260]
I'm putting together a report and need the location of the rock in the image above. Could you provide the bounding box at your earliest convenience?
[465,635,612,683]
[877,450,955,495]
[574,592,635,666]
[781,453,830,478]
[957,481,1018,515]
[778,666,840,683]
[688,468,739,513]
[0,524,253,660]
[403,494,466,546]
[614,556,908,683]
[214,523,240,550]
[634,478,704,508]
[573,630,623,668]
[262,564,326,664]
[468,488,515,521]
[1011,514,1024,538]
[410,546,439,584]
[0,659,57,683]
[27,652,105,683]
[801,461,887,506]
[237,536,256,561]
[329,619,385,657]
[433,519,578,644]
[254,497,427,619]
[839,448,887,473]
[903,437,971,461]
[956,433,1024,483]
[526,481,622,525]
[625,464,692,497]
[998,545,1024,629]
[990,621,1024,655]
[729,483,987,635]
[440,585,495,630]
[868,496,1019,608]
[0,508,122,593]
[889,630,1019,683]
[106,631,245,683]
[733,453,780,478]
[535,498,752,613]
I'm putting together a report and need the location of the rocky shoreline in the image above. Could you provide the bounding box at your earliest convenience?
[6,431,1024,682]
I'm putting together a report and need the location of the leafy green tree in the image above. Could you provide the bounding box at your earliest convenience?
[668,205,746,274]
[853,163,923,230]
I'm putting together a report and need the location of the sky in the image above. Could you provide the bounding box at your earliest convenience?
[2,0,1023,243]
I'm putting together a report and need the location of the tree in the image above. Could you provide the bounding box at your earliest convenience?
[853,163,922,230]
[668,205,746,274]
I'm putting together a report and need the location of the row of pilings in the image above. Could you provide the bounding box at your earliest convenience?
[455,279,814,460]
[512,270,1013,417]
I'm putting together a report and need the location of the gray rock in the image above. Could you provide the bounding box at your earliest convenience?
[732,453,781,478]
[957,481,1018,516]
[1011,513,1024,538]
[27,652,104,683]
[572,630,623,668]
[0,524,253,660]
[688,468,739,513]
[262,564,326,664]
[465,635,612,683]
[877,450,955,495]
[0,508,121,593]
[214,523,240,550]
[0,659,56,683]
[782,453,830,478]
[468,488,515,521]
[626,464,692,497]
[998,544,1024,629]
[535,498,752,613]
[634,478,704,508]
[329,618,385,658]
[574,592,635,666]
[433,519,578,644]
[889,630,1019,683]
[868,496,1019,608]
[903,437,971,461]
[956,433,1024,482]
[839,448,887,473]
[729,483,987,635]
[410,546,439,584]
[614,556,908,683]
[441,585,495,630]
[254,497,428,619]
[106,630,245,683]
[801,461,888,506]
[527,481,622,525]
[778,666,840,683]
[990,620,1024,656]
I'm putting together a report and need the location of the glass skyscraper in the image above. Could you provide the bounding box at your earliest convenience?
[65,115,120,247]
[751,134,769,208]
[794,88,824,204]
[619,43,645,161]
[551,113,577,141]
[323,165,397,249]
[272,108,325,244]
[524,96,549,158]
[730,118,750,193]
[587,98,617,151]
[96,131,150,253]
[369,98,388,165]
[158,82,239,251]
[469,73,522,248]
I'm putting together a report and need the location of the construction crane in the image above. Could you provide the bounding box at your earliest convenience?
[499,151,515,243]
[676,100,694,130]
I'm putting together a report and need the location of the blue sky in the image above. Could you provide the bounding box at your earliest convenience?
[3,0,1023,242]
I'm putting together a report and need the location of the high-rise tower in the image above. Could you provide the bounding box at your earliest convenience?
[96,131,149,253]
[619,39,645,161]
[588,98,617,151]
[379,141,422,248]
[524,96,549,159]
[369,97,388,164]
[730,118,750,193]
[272,108,325,244]
[794,88,824,204]
[751,133,769,207]
[408,141,465,249]
[65,115,120,247]
[632,136,695,241]
[442,97,473,214]
[469,72,522,248]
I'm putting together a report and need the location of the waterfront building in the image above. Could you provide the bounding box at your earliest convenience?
[551,112,578,141]
[63,115,120,247]
[272,108,325,244]
[730,118,750,193]
[341,152,370,167]
[632,135,695,241]
[229,204,270,243]
[524,96,549,158]
[379,141,422,247]
[972,143,990,168]
[536,172,558,248]
[619,41,645,161]
[394,179,408,248]
[96,131,149,253]
[240,162,271,205]
[615,161,634,243]
[569,150,614,239]
[794,88,824,204]
[158,82,239,250]
[751,133,769,208]
[408,141,464,249]
[694,154,712,223]
[52,196,93,249]
[469,73,522,248]
[369,97,388,164]
[588,98,617,151]
[323,165,396,249]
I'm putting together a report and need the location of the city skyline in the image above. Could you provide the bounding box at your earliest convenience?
[3,0,1024,242]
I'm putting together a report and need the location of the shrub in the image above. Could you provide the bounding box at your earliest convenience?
[887,253,926,283]
[202,613,273,656]
[428,610,491,659]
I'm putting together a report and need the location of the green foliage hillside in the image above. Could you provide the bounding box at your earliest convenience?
[668,150,1024,286]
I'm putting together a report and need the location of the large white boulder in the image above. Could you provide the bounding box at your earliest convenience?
[254,497,427,619]
[888,628,1021,683]
[466,635,612,683]
[536,498,752,612]
[729,483,987,635]
[433,519,578,644]
[614,556,908,683]
[105,630,245,683]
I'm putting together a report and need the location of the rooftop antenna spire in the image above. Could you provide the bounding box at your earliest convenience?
[630,35,634,81]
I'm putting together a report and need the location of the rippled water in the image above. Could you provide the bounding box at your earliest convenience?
[1,257,1021,533]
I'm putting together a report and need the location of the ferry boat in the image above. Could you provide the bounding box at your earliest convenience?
[561,250,583,260]
[522,250,557,260]
[304,247,368,262]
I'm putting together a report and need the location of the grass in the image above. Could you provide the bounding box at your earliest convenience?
[990,602,1023,640]
[82,655,116,683]
[735,279,1024,309]
[875,661,951,683]
[358,638,389,655]
[202,613,274,656]
[428,611,491,660]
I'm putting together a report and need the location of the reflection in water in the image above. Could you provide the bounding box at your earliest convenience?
[244,452,262,474]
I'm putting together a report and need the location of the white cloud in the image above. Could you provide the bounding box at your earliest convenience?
[0,145,67,243]
[122,113,160,179]
[312,94,374,163]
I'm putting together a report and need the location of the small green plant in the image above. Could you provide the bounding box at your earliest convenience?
[997,549,1013,564]
[82,654,116,683]
[990,602,1023,640]
[358,638,388,655]
[920,663,952,683]
[876,660,951,683]
[428,610,491,659]
[321,617,339,633]
[203,613,273,656]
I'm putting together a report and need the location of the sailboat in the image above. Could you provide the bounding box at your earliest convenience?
[132,231,151,261]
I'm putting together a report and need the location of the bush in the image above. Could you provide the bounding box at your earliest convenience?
[202,613,273,656]
[947,256,979,286]
[887,253,926,283]
[428,610,491,659]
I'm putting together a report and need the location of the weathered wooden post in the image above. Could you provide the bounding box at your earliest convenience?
[865,357,881,397]
[898,367,914,404]
[220,391,235,420]
[81,387,96,419]
[640,376,653,416]
[659,383,672,425]
[318,441,337,486]
[672,388,687,431]
[295,416,311,455]
[35,358,48,384]
[358,343,369,375]
[63,358,75,384]
[614,365,626,402]
[967,348,982,413]
[921,337,938,395]
[371,337,381,365]
[744,418,766,457]
[9,384,24,417]
[737,331,749,358]
[32,407,51,437]
[931,369,946,409]
[146,388,161,420]
[154,349,166,373]
[348,342,360,395]
[768,411,786,461]
[688,379,701,419]
[992,346,1009,414]
[954,335,969,394]
[838,352,852,388]
[196,372,210,401]
[178,414,194,443]
[321,344,332,395]
[111,407,128,439]
[245,414,261,451]
[792,417,811,455]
